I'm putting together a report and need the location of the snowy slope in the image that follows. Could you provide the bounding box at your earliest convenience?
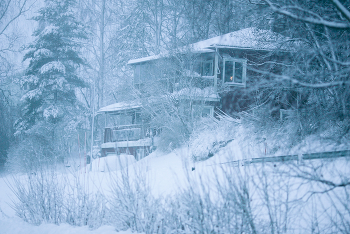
[0,145,234,233]
[0,128,349,233]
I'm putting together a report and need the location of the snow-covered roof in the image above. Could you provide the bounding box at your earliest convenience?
[98,97,163,113]
[190,27,292,51]
[98,100,142,113]
[127,54,163,65]
[128,27,293,65]
[127,48,215,65]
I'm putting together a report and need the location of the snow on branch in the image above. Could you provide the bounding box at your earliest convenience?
[21,88,42,101]
[21,75,39,86]
[40,61,66,75]
[43,105,60,119]
[34,48,53,58]
[39,25,59,36]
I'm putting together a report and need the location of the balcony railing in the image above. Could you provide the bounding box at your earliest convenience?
[104,125,145,143]
[113,128,141,141]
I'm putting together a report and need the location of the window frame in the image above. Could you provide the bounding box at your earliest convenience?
[222,58,247,87]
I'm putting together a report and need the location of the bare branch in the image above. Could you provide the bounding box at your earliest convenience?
[305,24,333,72]
[323,55,350,66]
[263,0,350,28]
[0,0,12,24]
[79,88,91,109]
[249,67,349,88]
[331,0,350,23]
[0,0,31,36]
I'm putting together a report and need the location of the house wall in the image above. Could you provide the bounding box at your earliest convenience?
[132,53,217,95]
[216,48,300,117]
[131,48,299,119]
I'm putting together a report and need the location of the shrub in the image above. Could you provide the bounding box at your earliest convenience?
[109,164,162,233]
[6,134,56,173]
[7,166,108,229]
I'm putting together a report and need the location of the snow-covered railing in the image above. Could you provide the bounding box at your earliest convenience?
[216,150,350,167]
[112,124,143,130]
[113,128,142,141]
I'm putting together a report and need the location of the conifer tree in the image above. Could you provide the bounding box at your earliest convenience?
[16,0,87,134]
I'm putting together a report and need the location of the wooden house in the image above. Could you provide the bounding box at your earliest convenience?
[98,27,298,159]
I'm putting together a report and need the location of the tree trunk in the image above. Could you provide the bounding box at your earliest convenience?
[99,0,106,109]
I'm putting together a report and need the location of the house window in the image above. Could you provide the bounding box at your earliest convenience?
[192,105,214,119]
[223,58,246,86]
[202,60,213,76]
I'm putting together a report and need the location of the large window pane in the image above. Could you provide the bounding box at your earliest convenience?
[225,60,233,82]
[234,62,243,83]
[202,60,213,76]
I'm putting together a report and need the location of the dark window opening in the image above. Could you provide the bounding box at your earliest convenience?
[224,60,234,83]
[234,62,243,83]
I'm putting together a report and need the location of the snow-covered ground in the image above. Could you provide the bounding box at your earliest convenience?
[0,136,230,233]
[0,217,123,234]
[0,149,196,234]
[0,124,349,233]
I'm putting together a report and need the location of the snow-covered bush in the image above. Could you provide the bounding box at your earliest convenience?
[156,122,189,153]
[63,175,108,228]
[162,166,257,234]
[189,114,239,161]
[109,164,162,233]
[9,169,65,225]
[239,106,350,157]
[8,167,108,229]
[238,107,300,156]
[162,157,350,234]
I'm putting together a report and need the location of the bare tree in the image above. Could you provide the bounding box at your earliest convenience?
[0,0,33,169]
[261,0,350,119]
[0,0,32,78]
